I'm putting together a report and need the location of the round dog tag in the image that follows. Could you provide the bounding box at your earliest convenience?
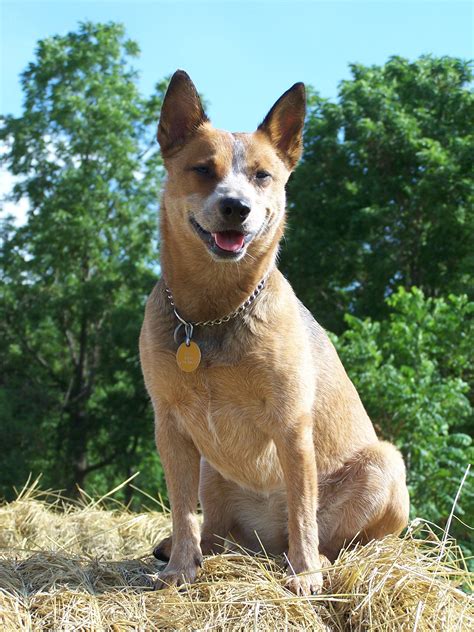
[176,341,201,372]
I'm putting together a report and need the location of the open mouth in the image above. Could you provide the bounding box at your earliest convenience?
[190,217,253,259]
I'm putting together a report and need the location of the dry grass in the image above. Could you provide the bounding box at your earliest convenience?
[0,481,472,631]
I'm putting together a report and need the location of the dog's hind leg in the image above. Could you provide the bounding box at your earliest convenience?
[202,460,290,556]
[317,441,410,561]
[199,459,238,554]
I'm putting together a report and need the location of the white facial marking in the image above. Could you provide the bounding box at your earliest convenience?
[213,136,255,207]
[199,134,265,234]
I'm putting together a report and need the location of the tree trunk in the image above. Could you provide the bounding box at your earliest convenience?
[67,408,89,497]
[65,304,90,498]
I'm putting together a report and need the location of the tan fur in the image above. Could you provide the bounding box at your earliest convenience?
[140,71,409,595]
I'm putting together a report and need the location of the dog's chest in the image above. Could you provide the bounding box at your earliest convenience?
[170,363,286,492]
[195,408,283,492]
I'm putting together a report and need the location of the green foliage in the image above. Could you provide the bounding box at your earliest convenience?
[333,287,473,553]
[282,56,474,333]
[0,22,165,500]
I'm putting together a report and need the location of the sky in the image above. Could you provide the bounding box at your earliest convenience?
[0,0,472,223]
[1,0,473,131]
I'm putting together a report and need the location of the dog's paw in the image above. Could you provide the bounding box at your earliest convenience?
[284,570,323,596]
[153,535,172,562]
[154,554,203,590]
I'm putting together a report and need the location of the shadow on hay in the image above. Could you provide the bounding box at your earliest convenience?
[0,553,166,597]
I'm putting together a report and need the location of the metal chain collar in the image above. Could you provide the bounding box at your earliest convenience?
[165,276,267,344]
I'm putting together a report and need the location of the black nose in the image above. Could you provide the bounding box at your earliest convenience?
[219,198,251,222]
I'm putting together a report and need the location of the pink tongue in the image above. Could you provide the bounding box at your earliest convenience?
[213,231,245,252]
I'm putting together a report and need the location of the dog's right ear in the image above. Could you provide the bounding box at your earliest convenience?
[157,70,208,155]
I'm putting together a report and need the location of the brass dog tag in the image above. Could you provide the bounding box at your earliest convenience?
[176,341,201,372]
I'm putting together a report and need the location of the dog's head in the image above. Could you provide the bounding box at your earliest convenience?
[158,70,305,262]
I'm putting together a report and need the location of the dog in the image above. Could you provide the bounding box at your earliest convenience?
[139,70,409,595]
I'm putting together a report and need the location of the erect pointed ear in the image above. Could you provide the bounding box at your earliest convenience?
[157,70,209,155]
[258,82,306,169]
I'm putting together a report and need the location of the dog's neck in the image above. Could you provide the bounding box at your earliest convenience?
[160,207,283,323]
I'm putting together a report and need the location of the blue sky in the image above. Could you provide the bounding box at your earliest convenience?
[1,0,473,131]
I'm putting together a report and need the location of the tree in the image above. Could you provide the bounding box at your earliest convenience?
[333,287,473,555]
[281,56,474,333]
[0,22,165,498]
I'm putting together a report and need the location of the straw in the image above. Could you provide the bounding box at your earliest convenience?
[0,484,472,631]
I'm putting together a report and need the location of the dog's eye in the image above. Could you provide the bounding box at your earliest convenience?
[256,170,271,180]
[193,165,211,175]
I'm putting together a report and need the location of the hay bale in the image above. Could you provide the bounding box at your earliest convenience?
[0,489,472,631]
[325,526,473,630]
[29,590,100,630]
[0,590,31,630]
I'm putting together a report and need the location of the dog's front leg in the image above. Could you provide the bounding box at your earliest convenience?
[154,415,202,589]
[274,415,323,595]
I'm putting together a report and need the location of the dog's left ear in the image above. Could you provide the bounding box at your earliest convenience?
[258,82,306,170]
